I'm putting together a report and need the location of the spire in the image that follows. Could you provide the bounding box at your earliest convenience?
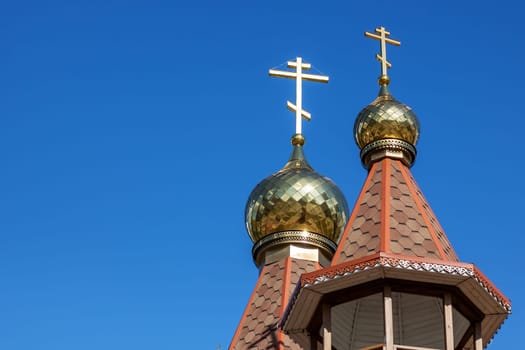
[281,134,312,171]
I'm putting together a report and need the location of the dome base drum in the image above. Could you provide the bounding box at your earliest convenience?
[252,230,338,267]
[360,138,417,169]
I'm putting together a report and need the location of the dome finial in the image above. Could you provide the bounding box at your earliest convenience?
[269,57,329,136]
[365,26,401,86]
[291,133,305,146]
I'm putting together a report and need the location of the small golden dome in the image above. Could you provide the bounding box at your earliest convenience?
[354,86,420,149]
[245,135,348,245]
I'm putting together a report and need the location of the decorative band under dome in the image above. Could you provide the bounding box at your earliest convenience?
[360,138,417,168]
[252,230,337,262]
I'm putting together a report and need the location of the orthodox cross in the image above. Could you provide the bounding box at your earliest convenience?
[365,26,401,77]
[269,57,329,135]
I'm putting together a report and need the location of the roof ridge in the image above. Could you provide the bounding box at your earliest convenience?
[398,163,447,260]
[277,257,292,350]
[401,166,459,261]
[380,157,392,253]
[331,161,381,266]
[229,265,268,349]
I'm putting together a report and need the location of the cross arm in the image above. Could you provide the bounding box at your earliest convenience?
[302,73,329,83]
[288,61,312,70]
[268,69,328,83]
[269,69,297,79]
[287,101,311,120]
[364,32,401,46]
[376,53,392,67]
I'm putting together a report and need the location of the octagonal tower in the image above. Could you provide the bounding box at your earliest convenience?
[281,27,510,350]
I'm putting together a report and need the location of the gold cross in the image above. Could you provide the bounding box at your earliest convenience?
[269,57,329,135]
[365,26,401,79]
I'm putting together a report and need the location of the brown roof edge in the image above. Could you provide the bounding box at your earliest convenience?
[279,272,302,330]
[331,161,380,266]
[302,252,477,287]
[296,252,510,311]
[228,265,268,350]
[398,161,448,259]
[472,265,511,311]
[276,257,292,350]
[303,252,383,287]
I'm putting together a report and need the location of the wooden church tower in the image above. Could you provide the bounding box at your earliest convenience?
[230,27,510,350]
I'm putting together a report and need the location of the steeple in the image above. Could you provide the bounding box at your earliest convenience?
[281,27,510,350]
[229,58,348,350]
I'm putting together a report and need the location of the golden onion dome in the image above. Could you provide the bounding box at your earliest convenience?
[245,134,349,259]
[354,84,420,168]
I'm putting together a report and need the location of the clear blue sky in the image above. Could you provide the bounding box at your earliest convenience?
[1,1,522,349]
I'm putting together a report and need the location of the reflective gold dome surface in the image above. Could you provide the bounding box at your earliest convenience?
[245,138,349,244]
[354,86,420,149]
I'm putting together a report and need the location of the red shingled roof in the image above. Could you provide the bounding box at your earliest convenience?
[229,258,320,350]
[332,157,458,265]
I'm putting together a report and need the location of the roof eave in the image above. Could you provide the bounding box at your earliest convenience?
[282,253,510,346]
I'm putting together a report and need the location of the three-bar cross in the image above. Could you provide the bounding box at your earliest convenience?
[365,26,401,77]
[269,57,329,135]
